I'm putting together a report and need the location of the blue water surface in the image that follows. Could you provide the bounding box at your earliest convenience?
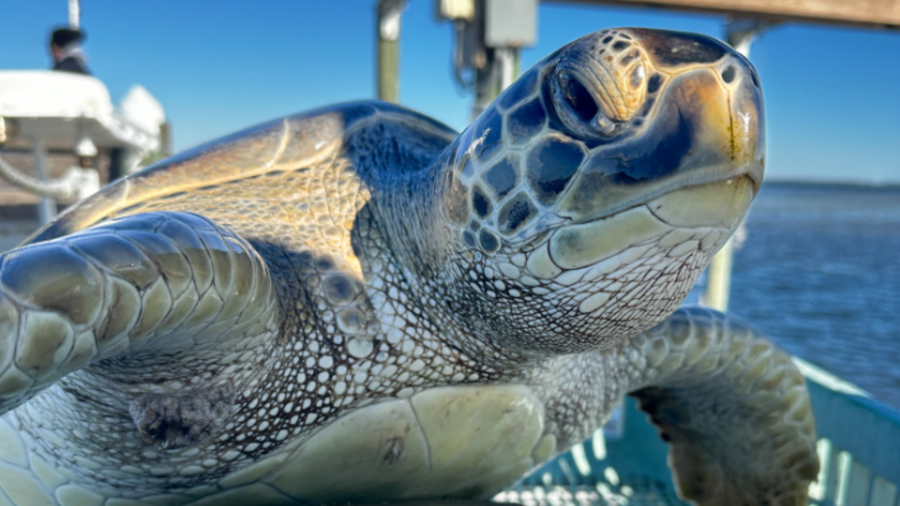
[697,182,900,407]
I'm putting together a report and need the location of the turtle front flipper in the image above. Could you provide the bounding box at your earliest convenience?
[617,306,819,506]
[0,211,278,426]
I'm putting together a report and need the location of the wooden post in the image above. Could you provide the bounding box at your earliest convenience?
[377,0,405,103]
[542,0,900,30]
[705,238,734,311]
[159,121,172,158]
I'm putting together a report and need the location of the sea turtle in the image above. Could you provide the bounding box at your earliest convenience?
[0,28,818,506]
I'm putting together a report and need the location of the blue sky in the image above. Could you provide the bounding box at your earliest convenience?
[1,1,898,183]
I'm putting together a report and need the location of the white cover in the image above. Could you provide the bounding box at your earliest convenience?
[0,70,163,154]
[120,85,165,136]
[0,70,114,119]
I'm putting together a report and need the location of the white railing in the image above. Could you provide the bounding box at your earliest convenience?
[0,149,99,224]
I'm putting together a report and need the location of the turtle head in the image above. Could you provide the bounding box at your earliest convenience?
[435,28,764,354]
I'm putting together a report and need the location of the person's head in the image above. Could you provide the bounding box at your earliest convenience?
[49,28,85,61]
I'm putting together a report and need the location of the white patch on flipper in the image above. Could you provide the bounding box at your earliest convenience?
[525,244,561,279]
[218,452,288,489]
[0,419,27,467]
[403,385,545,499]
[186,483,292,506]
[579,292,612,314]
[28,452,68,490]
[262,398,430,503]
[257,384,546,504]
[0,460,55,506]
[55,485,104,506]
[531,433,557,463]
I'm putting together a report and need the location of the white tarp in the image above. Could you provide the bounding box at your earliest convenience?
[0,70,163,153]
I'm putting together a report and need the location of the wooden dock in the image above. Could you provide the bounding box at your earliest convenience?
[545,0,900,29]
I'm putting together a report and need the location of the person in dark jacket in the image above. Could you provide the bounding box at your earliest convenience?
[50,28,91,75]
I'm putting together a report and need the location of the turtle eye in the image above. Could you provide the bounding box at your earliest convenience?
[561,75,598,122]
[551,71,616,139]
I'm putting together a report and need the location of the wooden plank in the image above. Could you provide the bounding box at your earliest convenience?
[543,0,900,29]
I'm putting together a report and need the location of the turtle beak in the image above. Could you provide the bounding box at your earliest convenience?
[629,28,766,192]
[725,57,766,191]
[555,30,766,226]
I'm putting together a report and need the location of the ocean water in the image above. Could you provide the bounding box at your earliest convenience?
[697,182,900,408]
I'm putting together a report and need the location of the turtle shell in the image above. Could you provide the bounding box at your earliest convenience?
[28,101,457,246]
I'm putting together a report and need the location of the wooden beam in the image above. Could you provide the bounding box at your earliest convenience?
[543,0,900,29]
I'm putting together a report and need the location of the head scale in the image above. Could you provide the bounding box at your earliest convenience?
[412,28,764,354]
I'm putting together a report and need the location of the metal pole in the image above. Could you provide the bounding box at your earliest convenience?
[69,0,80,29]
[469,0,533,119]
[472,45,519,120]
[468,0,490,119]
[32,139,56,225]
[704,19,766,311]
[472,46,518,120]
[472,52,496,119]
[496,47,516,90]
[725,18,771,57]
[376,0,405,103]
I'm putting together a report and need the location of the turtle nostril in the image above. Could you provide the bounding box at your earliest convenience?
[561,75,599,122]
[750,69,761,88]
[721,66,736,84]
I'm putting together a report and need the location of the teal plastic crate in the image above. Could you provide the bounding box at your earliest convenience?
[500,359,900,506]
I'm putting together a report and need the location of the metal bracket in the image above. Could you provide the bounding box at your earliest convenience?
[724,17,772,57]
[378,0,406,42]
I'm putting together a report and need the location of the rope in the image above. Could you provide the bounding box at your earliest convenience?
[0,153,78,201]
